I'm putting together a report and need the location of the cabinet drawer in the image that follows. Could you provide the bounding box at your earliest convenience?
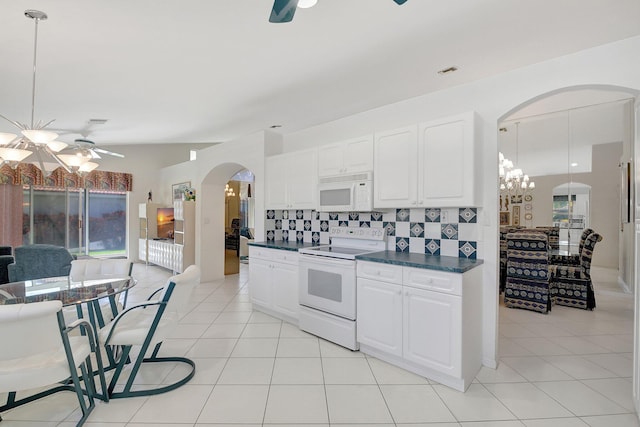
[357,261,403,284]
[249,247,298,265]
[403,267,462,296]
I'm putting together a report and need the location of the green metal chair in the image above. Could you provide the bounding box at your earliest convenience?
[0,300,97,426]
[98,265,200,398]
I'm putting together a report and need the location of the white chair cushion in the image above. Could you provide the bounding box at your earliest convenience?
[70,258,132,281]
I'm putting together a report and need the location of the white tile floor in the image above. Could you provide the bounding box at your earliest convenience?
[1,264,638,426]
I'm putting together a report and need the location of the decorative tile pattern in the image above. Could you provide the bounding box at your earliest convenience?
[410,222,424,238]
[425,239,441,255]
[264,208,478,259]
[395,237,409,252]
[441,224,458,240]
[396,208,410,221]
[383,221,396,236]
[458,241,477,259]
[425,208,441,222]
[459,208,477,223]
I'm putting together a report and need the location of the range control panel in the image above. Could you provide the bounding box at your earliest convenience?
[329,226,386,240]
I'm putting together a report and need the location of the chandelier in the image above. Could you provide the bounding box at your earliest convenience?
[499,122,535,206]
[225,183,236,197]
[0,10,98,175]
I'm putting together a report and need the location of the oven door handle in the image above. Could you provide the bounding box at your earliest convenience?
[299,254,355,267]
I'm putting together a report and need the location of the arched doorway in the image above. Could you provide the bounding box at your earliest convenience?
[224,170,255,275]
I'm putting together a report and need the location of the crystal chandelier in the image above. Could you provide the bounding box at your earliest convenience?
[499,122,535,205]
[0,10,97,175]
[225,183,236,197]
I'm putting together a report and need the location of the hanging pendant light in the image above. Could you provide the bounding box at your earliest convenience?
[0,10,80,173]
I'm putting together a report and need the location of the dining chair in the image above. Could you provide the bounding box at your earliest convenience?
[549,232,602,310]
[504,231,551,314]
[98,264,200,398]
[0,300,97,426]
[548,228,594,266]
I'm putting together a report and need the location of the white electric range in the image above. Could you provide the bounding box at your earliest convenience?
[298,226,387,350]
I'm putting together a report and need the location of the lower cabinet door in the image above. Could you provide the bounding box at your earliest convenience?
[357,278,402,356]
[249,258,273,307]
[272,262,299,319]
[403,286,461,376]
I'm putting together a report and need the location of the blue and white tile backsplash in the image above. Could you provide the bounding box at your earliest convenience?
[265,207,480,259]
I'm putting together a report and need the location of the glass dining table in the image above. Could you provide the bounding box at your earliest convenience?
[0,275,136,401]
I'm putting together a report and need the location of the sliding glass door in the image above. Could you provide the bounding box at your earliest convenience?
[22,186,127,257]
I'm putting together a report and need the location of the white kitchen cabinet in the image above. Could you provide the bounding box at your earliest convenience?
[357,277,403,356]
[418,112,478,207]
[356,260,483,392]
[373,112,478,208]
[403,285,461,377]
[318,135,373,177]
[373,126,417,208]
[248,246,299,323]
[265,149,318,210]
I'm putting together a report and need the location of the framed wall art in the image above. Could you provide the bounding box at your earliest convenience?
[512,205,521,226]
[172,181,191,201]
[500,211,510,226]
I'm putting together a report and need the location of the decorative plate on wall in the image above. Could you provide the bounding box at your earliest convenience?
[524,194,533,202]
[524,212,533,221]
[525,204,532,210]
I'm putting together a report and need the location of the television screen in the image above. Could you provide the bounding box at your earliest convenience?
[157,208,174,239]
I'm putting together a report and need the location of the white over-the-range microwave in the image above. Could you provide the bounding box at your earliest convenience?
[317,171,373,212]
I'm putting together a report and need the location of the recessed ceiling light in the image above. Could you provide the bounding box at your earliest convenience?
[437,66,458,75]
[571,162,578,167]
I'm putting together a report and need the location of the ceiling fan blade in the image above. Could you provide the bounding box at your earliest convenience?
[393,0,408,4]
[88,148,101,159]
[93,147,124,158]
[270,0,298,23]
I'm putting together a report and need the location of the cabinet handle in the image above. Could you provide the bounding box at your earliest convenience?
[418,201,424,205]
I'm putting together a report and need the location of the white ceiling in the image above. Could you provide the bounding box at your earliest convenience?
[1,0,639,147]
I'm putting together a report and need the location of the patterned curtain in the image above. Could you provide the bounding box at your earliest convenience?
[0,164,132,191]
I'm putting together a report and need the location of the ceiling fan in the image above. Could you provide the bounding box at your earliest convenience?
[69,138,124,159]
[269,0,408,23]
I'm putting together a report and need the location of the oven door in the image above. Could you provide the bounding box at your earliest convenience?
[298,254,356,320]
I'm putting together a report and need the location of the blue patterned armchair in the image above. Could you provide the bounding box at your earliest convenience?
[549,232,602,310]
[504,231,551,314]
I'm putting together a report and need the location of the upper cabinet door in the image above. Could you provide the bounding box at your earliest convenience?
[342,135,374,174]
[265,154,289,209]
[418,112,478,207]
[318,135,373,177]
[287,149,318,209]
[373,126,418,208]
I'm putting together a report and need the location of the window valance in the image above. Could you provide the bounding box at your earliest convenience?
[0,164,132,192]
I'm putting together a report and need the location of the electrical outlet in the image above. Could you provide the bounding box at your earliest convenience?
[441,210,448,223]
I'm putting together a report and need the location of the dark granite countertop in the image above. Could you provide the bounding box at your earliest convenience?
[355,251,483,273]
[248,241,320,252]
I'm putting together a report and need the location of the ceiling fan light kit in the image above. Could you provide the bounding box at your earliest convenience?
[0,10,121,175]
